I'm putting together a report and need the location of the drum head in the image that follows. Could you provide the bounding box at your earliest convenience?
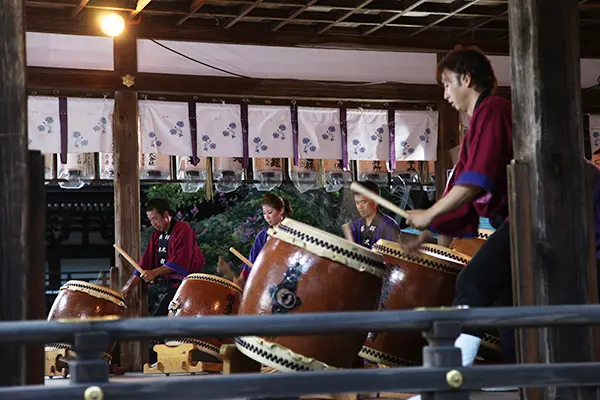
[270,218,386,278]
[60,280,126,309]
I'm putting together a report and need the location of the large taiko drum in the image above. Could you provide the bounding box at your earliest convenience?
[235,218,386,372]
[165,273,243,362]
[359,240,502,367]
[46,280,127,352]
[449,229,494,258]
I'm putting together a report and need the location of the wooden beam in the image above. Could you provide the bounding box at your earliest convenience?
[130,0,152,19]
[272,0,319,32]
[113,90,145,372]
[113,34,146,373]
[26,67,600,112]
[26,66,444,102]
[0,0,28,387]
[508,2,597,400]
[224,0,264,29]
[25,151,46,385]
[176,0,208,26]
[361,0,427,36]
[71,0,90,18]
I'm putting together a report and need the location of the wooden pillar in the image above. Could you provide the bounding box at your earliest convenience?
[113,34,146,372]
[25,151,46,385]
[435,53,460,200]
[583,114,591,160]
[508,1,597,400]
[0,0,28,386]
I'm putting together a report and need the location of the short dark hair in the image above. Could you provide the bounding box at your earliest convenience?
[146,198,172,216]
[356,180,380,197]
[436,45,498,94]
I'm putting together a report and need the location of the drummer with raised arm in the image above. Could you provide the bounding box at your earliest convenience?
[121,198,205,316]
[349,180,401,249]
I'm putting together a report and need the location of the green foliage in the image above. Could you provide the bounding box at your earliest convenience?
[145,183,206,211]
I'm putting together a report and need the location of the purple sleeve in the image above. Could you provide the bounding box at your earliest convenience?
[242,228,268,279]
[376,217,400,243]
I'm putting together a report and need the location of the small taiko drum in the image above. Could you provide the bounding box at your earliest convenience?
[359,240,502,367]
[449,229,494,258]
[46,280,127,353]
[165,273,243,362]
[235,218,386,372]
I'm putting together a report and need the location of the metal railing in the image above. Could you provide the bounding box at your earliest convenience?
[2,305,600,399]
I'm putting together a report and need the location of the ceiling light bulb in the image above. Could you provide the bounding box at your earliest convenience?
[100,13,125,37]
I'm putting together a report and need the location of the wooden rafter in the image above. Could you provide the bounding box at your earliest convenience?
[457,10,508,37]
[317,0,374,34]
[272,0,319,32]
[23,0,600,58]
[362,0,428,36]
[409,0,484,37]
[70,0,89,18]
[130,0,152,19]
[224,0,264,29]
[176,0,208,26]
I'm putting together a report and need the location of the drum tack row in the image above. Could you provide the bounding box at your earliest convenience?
[45,218,500,380]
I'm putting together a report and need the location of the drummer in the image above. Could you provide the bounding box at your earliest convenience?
[226,193,292,288]
[403,46,514,377]
[121,198,205,316]
[348,180,401,249]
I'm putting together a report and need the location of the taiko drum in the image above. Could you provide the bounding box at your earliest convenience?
[165,273,243,362]
[47,280,127,352]
[235,218,386,372]
[449,229,494,258]
[359,240,503,367]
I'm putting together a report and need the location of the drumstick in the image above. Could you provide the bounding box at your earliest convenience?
[229,247,253,268]
[350,182,410,219]
[341,223,354,243]
[113,244,145,275]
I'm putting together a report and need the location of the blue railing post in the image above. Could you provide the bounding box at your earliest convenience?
[421,321,467,400]
[70,331,110,385]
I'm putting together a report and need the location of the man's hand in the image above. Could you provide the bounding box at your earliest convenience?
[140,268,162,283]
[405,209,436,231]
[405,231,432,253]
[217,256,234,277]
[121,275,141,299]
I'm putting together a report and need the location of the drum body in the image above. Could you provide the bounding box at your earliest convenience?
[449,229,494,258]
[166,273,243,362]
[47,280,127,352]
[236,218,385,372]
[360,241,503,366]
[359,241,467,366]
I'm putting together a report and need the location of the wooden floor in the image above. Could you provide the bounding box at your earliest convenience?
[44,373,519,400]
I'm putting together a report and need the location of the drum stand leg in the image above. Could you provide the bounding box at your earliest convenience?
[44,348,70,378]
[219,344,262,374]
[143,343,223,376]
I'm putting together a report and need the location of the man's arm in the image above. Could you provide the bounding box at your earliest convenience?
[428,184,481,221]
[405,185,481,231]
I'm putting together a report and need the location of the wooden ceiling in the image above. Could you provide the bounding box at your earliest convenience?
[24,0,600,57]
